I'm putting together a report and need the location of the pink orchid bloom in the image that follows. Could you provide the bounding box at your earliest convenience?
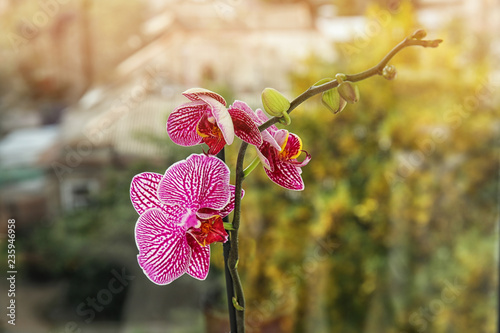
[229,101,311,191]
[167,88,263,155]
[130,154,241,285]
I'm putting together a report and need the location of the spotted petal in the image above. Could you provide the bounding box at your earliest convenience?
[282,133,302,159]
[196,114,227,155]
[167,101,206,147]
[135,208,191,285]
[228,105,263,147]
[159,154,231,212]
[231,101,279,150]
[186,234,210,280]
[182,88,227,106]
[255,145,273,170]
[230,101,257,120]
[130,172,164,215]
[256,108,279,136]
[264,159,305,191]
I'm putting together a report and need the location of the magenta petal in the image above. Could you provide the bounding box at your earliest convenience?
[261,130,280,151]
[255,146,272,170]
[219,185,245,218]
[167,101,205,147]
[159,154,231,211]
[228,106,263,147]
[130,172,165,215]
[231,101,260,122]
[182,88,227,106]
[264,159,305,191]
[198,95,234,146]
[274,129,289,148]
[197,185,245,219]
[231,102,279,150]
[135,209,191,285]
[284,133,303,159]
[186,235,210,280]
[256,109,279,135]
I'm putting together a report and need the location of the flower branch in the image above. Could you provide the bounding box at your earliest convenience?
[227,30,441,332]
[258,31,442,131]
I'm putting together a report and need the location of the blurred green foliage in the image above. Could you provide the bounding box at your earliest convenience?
[237,3,498,333]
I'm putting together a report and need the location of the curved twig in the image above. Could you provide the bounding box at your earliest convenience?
[226,31,442,332]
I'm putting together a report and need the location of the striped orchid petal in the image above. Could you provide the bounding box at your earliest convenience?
[263,155,306,191]
[158,154,231,211]
[168,89,241,154]
[229,101,280,169]
[197,185,244,219]
[228,105,263,147]
[255,108,279,136]
[257,130,311,190]
[130,172,164,215]
[167,101,206,147]
[198,95,234,146]
[135,208,191,285]
[186,234,210,280]
[183,88,227,106]
[254,108,281,150]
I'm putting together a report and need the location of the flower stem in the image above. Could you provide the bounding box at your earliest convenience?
[217,148,238,333]
[243,156,261,178]
[226,141,249,332]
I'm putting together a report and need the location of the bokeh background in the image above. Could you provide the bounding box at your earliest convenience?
[0,0,499,332]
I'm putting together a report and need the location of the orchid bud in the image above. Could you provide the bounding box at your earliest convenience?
[322,89,347,114]
[338,81,360,104]
[382,65,397,80]
[411,29,427,40]
[313,77,334,87]
[261,88,290,117]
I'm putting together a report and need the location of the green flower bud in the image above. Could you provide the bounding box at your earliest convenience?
[313,78,334,87]
[261,88,290,117]
[322,89,347,114]
[337,81,360,104]
[382,65,397,80]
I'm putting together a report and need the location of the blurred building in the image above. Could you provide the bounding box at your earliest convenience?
[0,125,60,226]
[1,0,499,234]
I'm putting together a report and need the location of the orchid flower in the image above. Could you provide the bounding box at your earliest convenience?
[229,101,311,191]
[130,154,241,285]
[167,88,263,155]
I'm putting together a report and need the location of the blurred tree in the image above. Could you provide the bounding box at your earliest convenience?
[239,2,498,332]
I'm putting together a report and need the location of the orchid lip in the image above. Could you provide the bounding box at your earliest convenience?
[288,150,311,167]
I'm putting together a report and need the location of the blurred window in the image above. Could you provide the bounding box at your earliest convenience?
[61,178,99,211]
